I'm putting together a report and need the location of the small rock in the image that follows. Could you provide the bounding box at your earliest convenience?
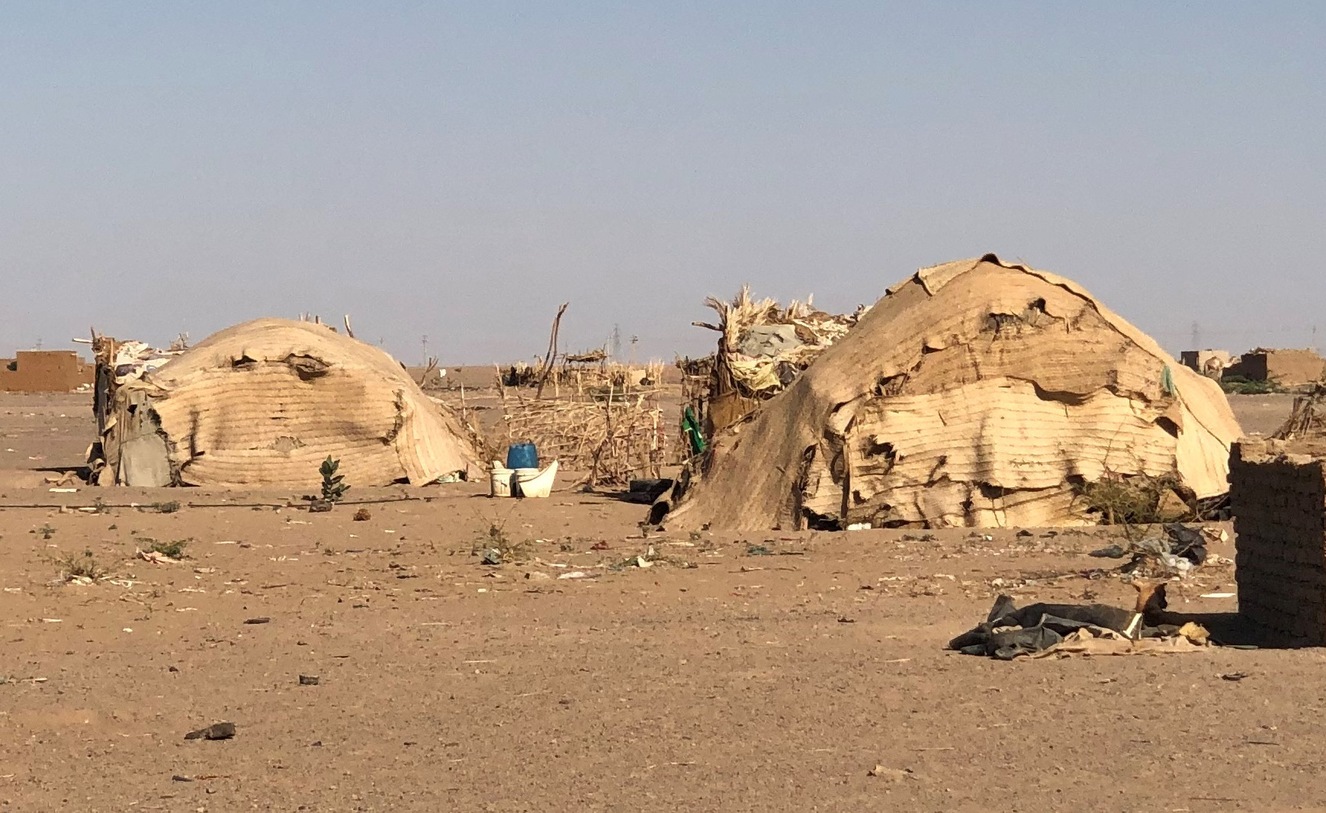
[184,722,236,741]
[353,508,371,522]
[243,617,271,625]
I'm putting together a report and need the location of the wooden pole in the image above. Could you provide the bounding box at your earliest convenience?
[535,303,569,399]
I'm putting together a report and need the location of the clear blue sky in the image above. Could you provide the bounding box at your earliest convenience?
[2,2,1323,364]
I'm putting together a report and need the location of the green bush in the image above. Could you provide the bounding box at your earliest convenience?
[1220,375,1276,395]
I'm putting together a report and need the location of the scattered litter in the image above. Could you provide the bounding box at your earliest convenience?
[243,617,271,625]
[846,522,871,531]
[48,488,77,493]
[136,549,178,565]
[184,722,236,741]
[480,549,503,566]
[525,571,552,581]
[1088,524,1211,578]
[557,571,595,580]
[868,765,915,782]
[298,675,320,686]
[1201,592,1235,599]
[1221,672,1250,682]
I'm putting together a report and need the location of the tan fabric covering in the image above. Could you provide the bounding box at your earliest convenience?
[99,318,480,488]
[1028,625,1210,658]
[666,255,1243,531]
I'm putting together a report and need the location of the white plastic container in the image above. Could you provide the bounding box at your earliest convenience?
[489,461,514,498]
[514,460,559,498]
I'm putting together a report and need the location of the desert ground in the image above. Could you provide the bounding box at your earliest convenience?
[3,391,1324,812]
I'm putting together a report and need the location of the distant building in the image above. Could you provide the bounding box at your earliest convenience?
[1179,349,1234,380]
[1226,348,1326,388]
[0,350,93,393]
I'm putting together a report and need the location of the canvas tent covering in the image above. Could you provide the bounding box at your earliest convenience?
[91,318,481,488]
[663,255,1243,531]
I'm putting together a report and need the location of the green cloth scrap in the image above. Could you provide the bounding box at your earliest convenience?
[1161,365,1176,396]
[682,405,707,456]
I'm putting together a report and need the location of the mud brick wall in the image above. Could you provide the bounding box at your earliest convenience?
[1230,350,1326,387]
[0,350,92,393]
[1232,439,1326,645]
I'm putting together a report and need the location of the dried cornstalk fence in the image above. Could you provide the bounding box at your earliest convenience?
[498,388,669,488]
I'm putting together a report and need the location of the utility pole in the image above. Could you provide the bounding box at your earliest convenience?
[421,335,429,367]
[1190,321,1200,350]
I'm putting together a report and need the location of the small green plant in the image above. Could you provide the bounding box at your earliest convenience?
[471,506,531,564]
[1221,375,1276,395]
[31,524,56,540]
[53,549,107,582]
[147,538,190,559]
[320,457,349,503]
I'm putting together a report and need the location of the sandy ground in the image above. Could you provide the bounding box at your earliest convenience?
[2,391,1323,812]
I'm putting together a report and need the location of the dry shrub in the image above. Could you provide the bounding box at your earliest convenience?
[1078,472,1191,526]
[499,391,671,488]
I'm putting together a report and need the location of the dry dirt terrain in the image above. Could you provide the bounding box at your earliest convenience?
[2,392,1322,812]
